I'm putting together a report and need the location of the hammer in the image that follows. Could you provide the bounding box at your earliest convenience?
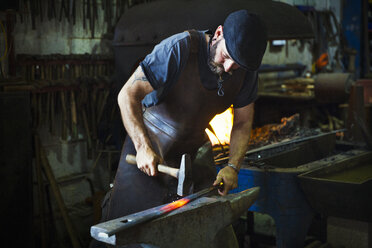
[126,154,193,196]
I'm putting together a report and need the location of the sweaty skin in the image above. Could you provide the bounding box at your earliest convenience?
[118,26,254,195]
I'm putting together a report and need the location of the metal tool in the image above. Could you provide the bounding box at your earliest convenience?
[126,153,193,196]
[59,0,69,22]
[91,186,259,247]
[93,182,223,238]
[39,139,82,248]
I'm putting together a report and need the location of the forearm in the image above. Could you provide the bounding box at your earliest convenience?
[228,103,254,170]
[213,103,254,195]
[228,121,252,169]
[117,66,160,176]
[118,93,152,151]
[117,67,154,153]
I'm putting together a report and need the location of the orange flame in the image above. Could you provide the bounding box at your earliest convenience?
[205,106,234,146]
[160,198,191,212]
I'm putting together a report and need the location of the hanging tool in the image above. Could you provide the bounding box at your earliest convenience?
[60,91,68,140]
[87,0,91,35]
[59,0,69,22]
[106,0,112,30]
[30,0,36,29]
[92,0,98,38]
[39,0,43,22]
[19,0,24,23]
[39,141,82,248]
[46,92,51,128]
[70,0,76,25]
[96,89,110,124]
[49,91,55,134]
[82,0,86,29]
[34,135,48,248]
[70,90,78,139]
[0,20,8,62]
[48,0,57,20]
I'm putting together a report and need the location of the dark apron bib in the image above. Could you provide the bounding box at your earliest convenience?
[104,30,244,221]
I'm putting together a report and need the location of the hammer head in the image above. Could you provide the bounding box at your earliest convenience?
[177,154,193,196]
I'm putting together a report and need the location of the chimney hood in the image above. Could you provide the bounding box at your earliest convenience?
[113,0,314,47]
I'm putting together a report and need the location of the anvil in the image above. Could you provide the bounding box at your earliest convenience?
[91,187,259,248]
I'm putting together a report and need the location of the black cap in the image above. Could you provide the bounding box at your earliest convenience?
[223,10,268,71]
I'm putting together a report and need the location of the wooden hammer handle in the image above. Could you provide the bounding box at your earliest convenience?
[125,154,179,179]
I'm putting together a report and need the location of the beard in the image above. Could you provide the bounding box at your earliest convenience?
[208,40,225,76]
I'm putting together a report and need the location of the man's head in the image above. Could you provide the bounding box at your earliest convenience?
[209,10,268,74]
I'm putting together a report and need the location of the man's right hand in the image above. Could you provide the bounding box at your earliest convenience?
[135,147,163,176]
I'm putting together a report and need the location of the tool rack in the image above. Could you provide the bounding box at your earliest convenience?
[16,54,114,80]
[0,54,121,247]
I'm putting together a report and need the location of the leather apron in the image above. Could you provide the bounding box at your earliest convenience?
[104,30,245,222]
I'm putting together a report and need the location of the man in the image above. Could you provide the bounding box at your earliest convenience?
[103,9,267,247]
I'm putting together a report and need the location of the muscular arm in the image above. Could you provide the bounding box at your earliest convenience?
[229,103,254,168]
[117,66,163,176]
[213,103,254,195]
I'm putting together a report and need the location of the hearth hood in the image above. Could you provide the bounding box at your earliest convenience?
[113,0,314,47]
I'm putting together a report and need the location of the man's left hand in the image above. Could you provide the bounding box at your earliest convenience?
[213,166,238,195]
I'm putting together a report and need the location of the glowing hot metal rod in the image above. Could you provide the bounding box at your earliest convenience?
[94,182,223,238]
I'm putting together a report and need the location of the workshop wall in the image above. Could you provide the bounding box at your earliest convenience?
[13,0,115,55]
[0,2,125,247]
[3,0,343,85]
[9,0,341,64]
[262,0,341,67]
[259,0,343,95]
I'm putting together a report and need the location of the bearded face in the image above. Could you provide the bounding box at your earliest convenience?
[208,39,225,76]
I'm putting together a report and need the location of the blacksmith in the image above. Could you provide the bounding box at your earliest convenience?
[103,9,267,247]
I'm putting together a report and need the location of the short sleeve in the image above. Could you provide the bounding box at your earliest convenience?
[232,70,258,108]
[139,32,190,107]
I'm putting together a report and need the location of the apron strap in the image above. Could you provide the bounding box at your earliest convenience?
[186,29,200,54]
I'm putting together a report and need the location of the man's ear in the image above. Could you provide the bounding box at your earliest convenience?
[213,25,224,40]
